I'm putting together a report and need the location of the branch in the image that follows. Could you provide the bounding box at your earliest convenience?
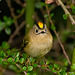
[8,21,25,44]
[45,4,71,65]
[53,30,71,65]
[2,59,27,75]
[57,0,75,25]
[72,0,74,4]
[6,0,19,29]
[16,11,25,19]
[14,0,26,7]
[37,65,57,74]
[15,63,27,75]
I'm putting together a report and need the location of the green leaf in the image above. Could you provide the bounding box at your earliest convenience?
[41,66,45,69]
[50,13,54,17]
[33,64,37,67]
[14,57,19,62]
[19,58,24,64]
[41,2,46,6]
[5,27,11,35]
[3,16,8,21]
[48,64,53,70]
[28,66,33,71]
[52,69,57,72]
[22,53,27,58]
[16,52,20,57]
[46,60,50,65]
[40,60,44,65]
[57,72,61,75]
[6,20,12,26]
[0,58,3,64]
[22,53,27,61]
[72,6,75,14]
[51,24,56,30]
[3,61,8,65]
[10,52,16,58]
[2,41,10,49]
[0,51,6,57]
[61,70,67,75]
[35,2,42,8]
[7,49,10,54]
[3,16,14,26]
[32,59,36,63]
[54,64,59,69]
[22,66,27,71]
[29,57,33,63]
[71,64,75,70]
[27,73,30,75]
[7,58,13,62]
[63,14,69,20]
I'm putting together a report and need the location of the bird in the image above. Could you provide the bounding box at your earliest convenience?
[22,22,53,57]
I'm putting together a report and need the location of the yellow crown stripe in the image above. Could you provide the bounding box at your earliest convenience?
[38,22,43,29]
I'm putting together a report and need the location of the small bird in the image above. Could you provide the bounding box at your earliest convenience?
[22,22,53,57]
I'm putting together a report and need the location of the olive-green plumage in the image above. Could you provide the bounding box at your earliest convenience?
[23,22,53,57]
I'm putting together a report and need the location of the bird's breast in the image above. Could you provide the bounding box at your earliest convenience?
[24,34,53,57]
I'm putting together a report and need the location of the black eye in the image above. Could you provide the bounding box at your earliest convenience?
[36,29,38,33]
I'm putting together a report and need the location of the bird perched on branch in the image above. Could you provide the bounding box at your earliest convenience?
[22,22,53,57]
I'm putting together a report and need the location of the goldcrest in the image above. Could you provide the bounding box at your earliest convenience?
[22,22,53,57]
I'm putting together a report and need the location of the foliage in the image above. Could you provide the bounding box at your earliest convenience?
[0,42,75,75]
[0,16,14,35]
[0,44,71,75]
[0,0,75,75]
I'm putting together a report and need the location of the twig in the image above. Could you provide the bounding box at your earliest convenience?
[15,63,27,75]
[14,0,26,7]
[57,0,75,25]
[66,5,71,9]
[8,21,25,44]
[2,59,27,75]
[45,4,71,65]
[16,12,24,19]
[6,0,19,29]
[54,30,71,65]
[37,65,56,74]
[72,0,74,4]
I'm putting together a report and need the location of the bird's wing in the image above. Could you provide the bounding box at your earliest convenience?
[21,35,29,49]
